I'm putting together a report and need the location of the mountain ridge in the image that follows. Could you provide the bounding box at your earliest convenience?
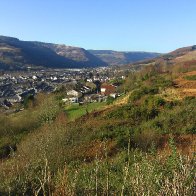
[88,49,161,65]
[0,36,163,70]
[0,36,107,70]
[126,45,196,71]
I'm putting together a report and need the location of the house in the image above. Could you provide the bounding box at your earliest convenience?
[69,97,78,103]
[83,94,107,103]
[84,94,98,103]
[67,90,80,97]
[62,97,78,103]
[80,86,91,94]
[109,93,118,99]
[86,78,93,82]
[100,84,116,96]
[7,94,22,103]
[32,75,37,80]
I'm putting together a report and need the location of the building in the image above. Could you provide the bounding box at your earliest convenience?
[7,94,22,103]
[67,90,80,97]
[100,84,116,96]
[62,97,78,103]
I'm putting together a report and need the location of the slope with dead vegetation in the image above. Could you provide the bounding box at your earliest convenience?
[174,71,196,97]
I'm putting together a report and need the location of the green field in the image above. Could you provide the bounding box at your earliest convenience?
[65,102,107,120]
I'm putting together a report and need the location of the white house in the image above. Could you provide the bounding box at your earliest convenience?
[32,75,37,80]
[67,90,80,97]
[62,97,78,103]
[87,78,93,82]
[7,94,22,103]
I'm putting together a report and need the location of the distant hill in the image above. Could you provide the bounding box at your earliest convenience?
[88,50,161,65]
[129,45,196,70]
[0,36,107,70]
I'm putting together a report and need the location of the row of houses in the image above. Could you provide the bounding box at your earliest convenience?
[62,84,118,104]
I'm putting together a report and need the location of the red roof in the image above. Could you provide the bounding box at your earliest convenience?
[101,84,116,95]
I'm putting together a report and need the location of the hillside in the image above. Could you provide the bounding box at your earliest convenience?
[130,45,196,71]
[0,36,108,70]
[34,42,108,67]
[0,57,195,194]
[88,50,161,65]
[0,36,163,70]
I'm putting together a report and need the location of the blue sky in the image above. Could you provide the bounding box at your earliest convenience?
[0,0,196,52]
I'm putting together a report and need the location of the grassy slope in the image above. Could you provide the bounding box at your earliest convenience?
[0,68,195,195]
[0,94,61,158]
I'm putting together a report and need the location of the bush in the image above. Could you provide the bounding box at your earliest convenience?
[129,86,159,102]
[144,96,165,108]
[107,96,115,105]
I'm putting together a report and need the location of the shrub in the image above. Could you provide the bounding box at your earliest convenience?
[23,94,35,109]
[107,96,115,105]
[37,95,61,124]
[144,96,165,109]
[129,86,159,102]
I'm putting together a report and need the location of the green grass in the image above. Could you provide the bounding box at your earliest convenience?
[184,75,196,80]
[65,102,106,120]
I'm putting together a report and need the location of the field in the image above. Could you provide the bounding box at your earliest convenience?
[65,102,107,120]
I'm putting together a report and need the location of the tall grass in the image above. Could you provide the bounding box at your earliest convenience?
[0,147,194,195]
[0,93,61,159]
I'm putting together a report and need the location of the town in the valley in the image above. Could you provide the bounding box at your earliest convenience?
[0,67,128,113]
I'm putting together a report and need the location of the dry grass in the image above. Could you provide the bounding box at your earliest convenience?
[159,88,182,101]
[174,71,196,97]
[175,50,196,62]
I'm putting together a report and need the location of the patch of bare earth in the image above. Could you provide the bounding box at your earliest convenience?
[174,71,196,97]
[158,134,196,158]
